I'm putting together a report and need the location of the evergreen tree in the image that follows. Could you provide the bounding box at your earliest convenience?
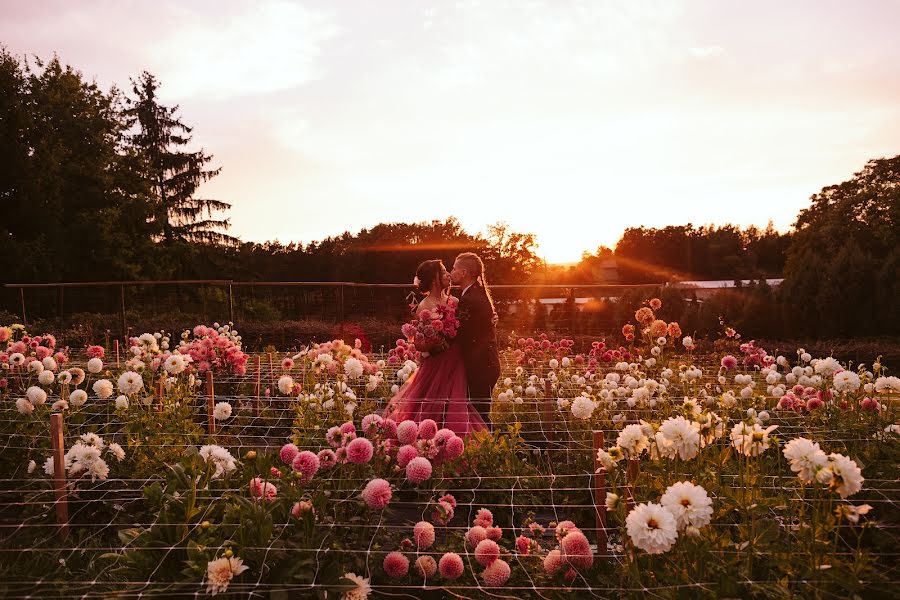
[125,71,235,256]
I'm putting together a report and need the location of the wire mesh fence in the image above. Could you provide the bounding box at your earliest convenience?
[1,342,898,598]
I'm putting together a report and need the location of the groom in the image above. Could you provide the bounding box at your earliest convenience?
[451,252,501,431]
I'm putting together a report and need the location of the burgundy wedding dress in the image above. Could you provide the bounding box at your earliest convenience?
[385,344,487,437]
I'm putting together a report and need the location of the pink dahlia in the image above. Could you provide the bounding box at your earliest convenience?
[339,421,356,436]
[396,444,419,468]
[325,426,342,447]
[397,420,418,445]
[515,535,531,554]
[486,526,502,541]
[317,449,337,470]
[482,558,511,587]
[720,355,738,370]
[415,555,437,578]
[405,457,433,484]
[444,436,465,460]
[543,549,564,575]
[291,451,320,482]
[439,493,457,509]
[291,500,313,518]
[474,539,500,567]
[362,478,392,509]
[414,521,435,549]
[554,520,578,540]
[474,508,494,528]
[250,477,277,502]
[347,437,374,464]
[560,530,593,570]
[418,419,438,440]
[465,525,488,548]
[361,413,383,433]
[279,443,299,465]
[383,551,409,578]
[438,553,464,579]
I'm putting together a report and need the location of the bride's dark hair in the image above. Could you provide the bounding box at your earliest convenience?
[415,259,444,294]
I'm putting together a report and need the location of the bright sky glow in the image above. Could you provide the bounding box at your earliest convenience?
[4,0,900,262]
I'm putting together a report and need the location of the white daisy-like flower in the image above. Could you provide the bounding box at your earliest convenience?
[341,572,372,600]
[69,389,88,407]
[92,379,114,399]
[114,395,129,410]
[625,502,679,554]
[813,357,841,377]
[277,375,294,395]
[213,401,233,421]
[833,370,861,393]
[117,371,143,395]
[826,453,863,498]
[783,437,828,483]
[199,445,237,479]
[343,357,364,379]
[87,358,103,374]
[28,360,44,375]
[660,481,713,530]
[730,422,778,457]
[874,376,900,394]
[38,370,55,385]
[15,397,34,414]
[51,399,68,412]
[205,556,249,595]
[616,424,649,458]
[57,371,72,385]
[27,459,37,474]
[163,354,186,375]
[42,357,58,372]
[80,433,104,448]
[571,395,597,420]
[655,416,701,460]
[26,386,47,406]
[108,442,126,462]
[9,352,26,367]
[68,444,109,481]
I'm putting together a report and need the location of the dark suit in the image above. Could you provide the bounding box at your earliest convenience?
[455,283,501,428]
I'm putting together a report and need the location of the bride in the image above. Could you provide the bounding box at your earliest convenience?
[384,259,487,436]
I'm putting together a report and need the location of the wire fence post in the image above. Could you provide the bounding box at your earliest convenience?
[50,412,69,541]
[254,355,261,417]
[228,284,234,324]
[120,284,127,342]
[592,430,608,555]
[206,371,216,436]
[543,379,555,444]
[20,287,26,326]
[339,284,345,339]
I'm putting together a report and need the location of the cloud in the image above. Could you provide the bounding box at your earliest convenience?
[150,0,339,100]
[689,45,725,58]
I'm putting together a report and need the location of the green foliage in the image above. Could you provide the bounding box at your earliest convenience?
[781,155,900,337]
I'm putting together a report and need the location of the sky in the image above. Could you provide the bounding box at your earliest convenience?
[3,0,900,263]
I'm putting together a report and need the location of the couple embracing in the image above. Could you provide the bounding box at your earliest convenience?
[385,252,501,436]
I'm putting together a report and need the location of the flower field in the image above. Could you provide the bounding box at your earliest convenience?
[1,300,898,599]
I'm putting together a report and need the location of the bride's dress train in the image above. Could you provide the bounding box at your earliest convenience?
[384,345,487,437]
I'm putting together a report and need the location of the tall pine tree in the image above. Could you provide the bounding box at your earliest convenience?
[125,71,235,259]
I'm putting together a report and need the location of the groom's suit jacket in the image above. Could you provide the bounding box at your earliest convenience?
[455,283,501,402]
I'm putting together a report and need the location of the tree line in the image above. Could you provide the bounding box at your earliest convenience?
[1,49,897,337]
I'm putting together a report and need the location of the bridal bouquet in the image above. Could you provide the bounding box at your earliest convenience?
[400,298,461,357]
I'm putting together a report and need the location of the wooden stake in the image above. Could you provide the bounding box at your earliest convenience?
[114,339,120,369]
[50,413,69,541]
[157,378,164,414]
[254,355,261,417]
[206,371,215,435]
[592,430,608,555]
